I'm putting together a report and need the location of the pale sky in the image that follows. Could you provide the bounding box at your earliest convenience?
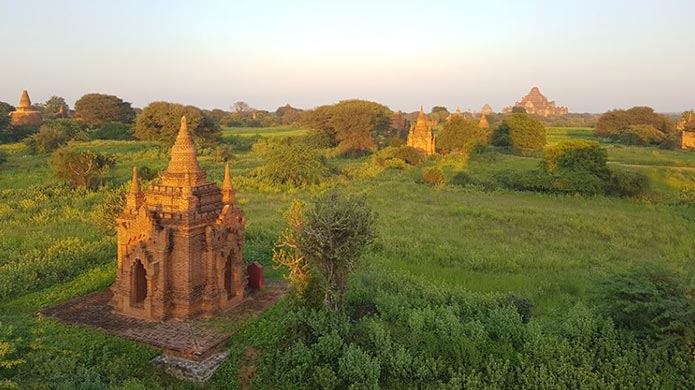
[1,0,693,113]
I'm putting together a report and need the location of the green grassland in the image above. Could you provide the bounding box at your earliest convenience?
[2,126,695,388]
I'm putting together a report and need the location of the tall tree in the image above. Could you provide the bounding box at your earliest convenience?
[438,116,489,153]
[231,101,252,114]
[42,96,69,118]
[134,101,221,147]
[75,93,136,126]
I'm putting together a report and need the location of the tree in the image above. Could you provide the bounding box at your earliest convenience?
[511,106,527,114]
[493,113,546,153]
[430,106,450,123]
[41,96,69,118]
[275,104,303,125]
[232,101,252,114]
[595,106,673,142]
[74,93,136,126]
[134,102,221,147]
[297,191,377,311]
[50,146,116,189]
[253,137,330,187]
[543,140,609,179]
[330,100,391,155]
[24,119,82,154]
[437,116,489,153]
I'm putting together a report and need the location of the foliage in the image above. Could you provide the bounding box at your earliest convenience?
[209,144,236,163]
[40,96,69,118]
[492,113,546,153]
[298,191,377,311]
[595,106,673,144]
[438,116,489,153]
[50,147,116,189]
[543,140,609,178]
[422,166,445,185]
[303,100,391,155]
[75,93,136,126]
[618,124,666,145]
[678,110,695,131]
[24,119,83,154]
[606,170,650,197]
[372,146,423,168]
[90,122,134,140]
[598,264,695,345]
[253,137,331,187]
[134,101,221,147]
[272,200,322,307]
[275,104,304,125]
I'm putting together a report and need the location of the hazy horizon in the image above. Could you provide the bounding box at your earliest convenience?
[1,0,693,114]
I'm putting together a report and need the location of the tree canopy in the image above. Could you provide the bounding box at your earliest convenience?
[302,100,391,156]
[74,93,136,126]
[134,102,221,147]
[595,106,673,142]
[40,96,69,118]
[437,116,489,153]
[493,113,546,153]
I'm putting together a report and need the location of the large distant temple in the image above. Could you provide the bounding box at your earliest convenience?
[110,117,246,321]
[503,87,568,117]
[9,90,42,126]
[407,107,435,155]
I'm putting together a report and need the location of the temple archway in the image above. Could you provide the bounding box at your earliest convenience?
[133,259,147,304]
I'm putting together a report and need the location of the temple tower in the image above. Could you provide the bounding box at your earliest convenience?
[9,90,43,126]
[407,106,436,155]
[110,117,246,321]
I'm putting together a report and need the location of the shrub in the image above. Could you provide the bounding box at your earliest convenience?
[253,137,331,187]
[597,264,695,345]
[25,119,82,154]
[50,147,116,189]
[543,140,609,178]
[494,170,552,192]
[210,144,235,163]
[134,102,221,147]
[298,191,377,311]
[90,122,134,140]
[606,170,649,197]
[422,166,445,185]
[75,93,136,126]
[618,124,666,145]
[595,106,673,141]
[493,113,546,154]
[437,116,489,153]
[372,146,423,168]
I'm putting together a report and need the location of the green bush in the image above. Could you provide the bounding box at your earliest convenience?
[372,146,423,168]
[492,113,546,154]
[253,137,331,187]
[543,140,609,178]
[90,122,134,140]
[209,144,235,162]
[50,147,116,189]
[437,116,488,153]
[595,106,673,141]
[597,264,695,345]
[25,119,82,154]
[422,166,445,185]
[606,170,649,197]
[618,124,666,145]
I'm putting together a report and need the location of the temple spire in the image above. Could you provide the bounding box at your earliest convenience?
[417,106,427,123]
[222,163,236,204]
[130,167,140,194]
[19,90,31,108]
[161,116,206,187]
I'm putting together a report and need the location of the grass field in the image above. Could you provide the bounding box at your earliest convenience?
[2,125,695,388]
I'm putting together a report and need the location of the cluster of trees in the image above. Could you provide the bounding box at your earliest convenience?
[302,100,392,155]
[495,139,648,196]
[594,106,675,146]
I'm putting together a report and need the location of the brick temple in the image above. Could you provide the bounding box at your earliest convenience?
[503,87,568,117]
[110,116,246,321]
[407,106,436,155]
[10,90,43,126]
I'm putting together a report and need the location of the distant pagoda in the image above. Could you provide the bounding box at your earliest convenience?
[407,106,436,155]
[503,87,568,117]
[9,90,42,126]
[110,116,246,321]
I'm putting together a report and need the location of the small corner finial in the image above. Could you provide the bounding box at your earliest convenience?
[223,163,232,189]
[180,116,188,131]
[130,166,140,193]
